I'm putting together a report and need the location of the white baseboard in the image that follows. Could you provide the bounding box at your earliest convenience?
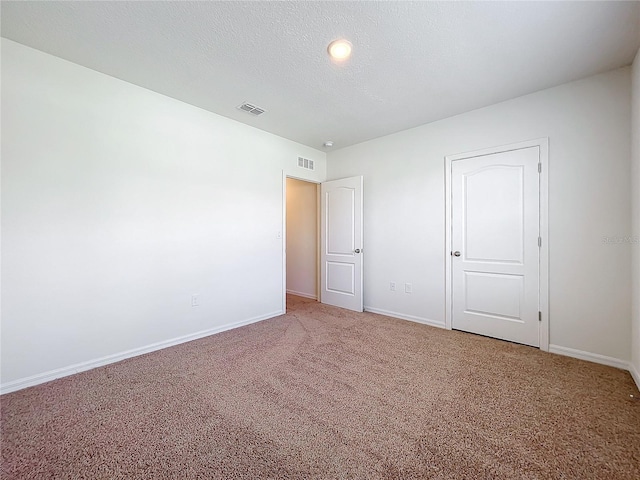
[548,344,630,371]
[286,289,317,300]
[629,362,640,392]
[364,306,445,329]
[0,310,283,395]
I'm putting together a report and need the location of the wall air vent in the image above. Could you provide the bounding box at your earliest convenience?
[298,157,315,171]
[237,102,266,116]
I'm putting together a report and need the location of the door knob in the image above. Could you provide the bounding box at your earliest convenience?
[354,248,361,254]
[453,251,461,257]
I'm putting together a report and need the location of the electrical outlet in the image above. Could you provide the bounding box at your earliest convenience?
[191,294,199,307]
[390,282,396,291]
[405,283,412,294]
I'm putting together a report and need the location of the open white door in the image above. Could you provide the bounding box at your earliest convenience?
[320,176,363,312]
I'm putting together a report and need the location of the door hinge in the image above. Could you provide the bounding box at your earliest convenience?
[538,311,542,322]
[538,236,542,247]
[538,163,542,173]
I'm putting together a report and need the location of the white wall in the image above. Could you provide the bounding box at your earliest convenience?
[328,67,632,363]
[632,48,640,386]
[0,39,326,390]
[286,178,317,299]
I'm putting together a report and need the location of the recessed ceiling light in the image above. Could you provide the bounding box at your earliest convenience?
[323,141,334,148]
[327,39,352,61]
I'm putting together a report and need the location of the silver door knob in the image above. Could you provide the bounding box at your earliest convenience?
[354,248,361,254]
[453,251,461,257]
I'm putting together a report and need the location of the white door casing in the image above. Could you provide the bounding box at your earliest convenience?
[445,139,549,349]
[320,176,364,312]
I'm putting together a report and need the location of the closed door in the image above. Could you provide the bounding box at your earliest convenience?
[320,176,363,312]
[451,147,540,346]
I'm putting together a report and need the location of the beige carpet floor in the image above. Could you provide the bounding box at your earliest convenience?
[2,295,639,479]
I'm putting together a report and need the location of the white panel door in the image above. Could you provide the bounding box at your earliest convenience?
[320,176,363,312]
[451,147,540,346]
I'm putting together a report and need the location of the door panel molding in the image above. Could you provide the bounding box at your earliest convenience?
[445,138,549,351]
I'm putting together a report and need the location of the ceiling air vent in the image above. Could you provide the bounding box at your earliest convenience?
[298,157,314,171]
[237,102,266,116]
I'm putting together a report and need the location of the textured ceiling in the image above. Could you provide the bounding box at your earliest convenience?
[2,1,639,150]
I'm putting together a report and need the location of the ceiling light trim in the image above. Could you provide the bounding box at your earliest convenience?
[327,39,352,61]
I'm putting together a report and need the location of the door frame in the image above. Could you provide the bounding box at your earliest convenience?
[444,138,549,351]
[282,171,321,314]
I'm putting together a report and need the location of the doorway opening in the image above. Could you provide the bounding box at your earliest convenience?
[284,177,320,311]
